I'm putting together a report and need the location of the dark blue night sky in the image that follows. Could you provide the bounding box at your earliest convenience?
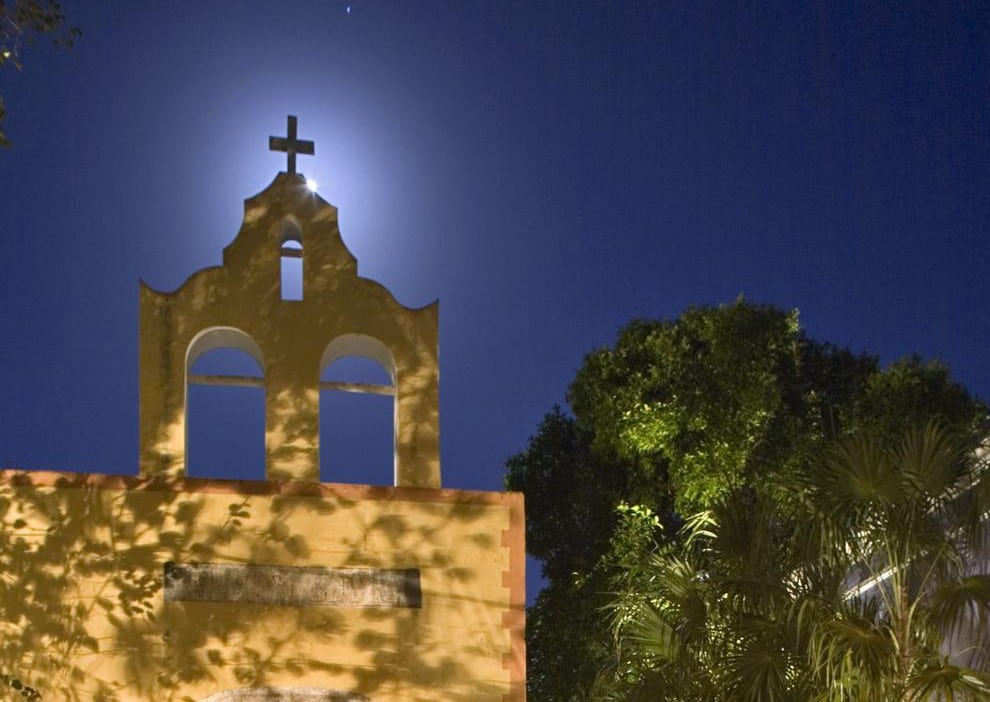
[1,1,988,602]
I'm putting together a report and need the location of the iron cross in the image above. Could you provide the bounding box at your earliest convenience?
[269,115,315,175]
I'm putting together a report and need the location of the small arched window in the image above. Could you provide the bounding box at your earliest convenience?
[280,219,303,301]
[186,328,265,479]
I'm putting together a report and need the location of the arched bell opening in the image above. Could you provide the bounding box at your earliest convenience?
[185,327,265,479]
[319,334,397,486]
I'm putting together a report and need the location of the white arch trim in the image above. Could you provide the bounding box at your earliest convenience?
[186,326,265,372]
[320,333,396,386]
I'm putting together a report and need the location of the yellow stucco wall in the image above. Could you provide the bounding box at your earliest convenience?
[0,471,525,702]
[3,147,525,702]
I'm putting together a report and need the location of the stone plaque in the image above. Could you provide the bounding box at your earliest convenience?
[200,688,369,702]
[164,562,421,608]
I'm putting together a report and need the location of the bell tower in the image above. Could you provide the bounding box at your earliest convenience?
[138,116,440,486]
[0,115,524,702]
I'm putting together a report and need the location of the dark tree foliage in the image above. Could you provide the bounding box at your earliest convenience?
[506,408,671,700]
[506,408,645,583]
[0,0,79,146]
[506,300,987,701]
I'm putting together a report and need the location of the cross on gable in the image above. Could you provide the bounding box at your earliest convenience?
[269,115,315,175]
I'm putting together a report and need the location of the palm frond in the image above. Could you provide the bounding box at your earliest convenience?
[896,421,967,500]
[823,433,902,509]
[719,645,792,702]
[926,576,990,661]
[907,659,990,702]
[808,615,897,691]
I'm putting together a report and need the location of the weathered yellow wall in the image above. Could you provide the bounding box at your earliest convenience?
[0,471,525,702]
[5,143,524,702]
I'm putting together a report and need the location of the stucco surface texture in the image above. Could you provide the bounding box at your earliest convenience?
[0,471,525,702]
[140,172,439,487]
[1,164,524,702]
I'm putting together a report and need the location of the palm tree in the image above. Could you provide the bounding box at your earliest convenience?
[802,421,990,700]
[603,422,990,701]
[603,494,823,701]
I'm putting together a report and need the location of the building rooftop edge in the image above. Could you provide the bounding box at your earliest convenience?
[0,467,523,506]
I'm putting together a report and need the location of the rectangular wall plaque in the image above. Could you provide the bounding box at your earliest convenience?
[164,562,421,608]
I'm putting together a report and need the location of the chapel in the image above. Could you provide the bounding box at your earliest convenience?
[0,116,525,702]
